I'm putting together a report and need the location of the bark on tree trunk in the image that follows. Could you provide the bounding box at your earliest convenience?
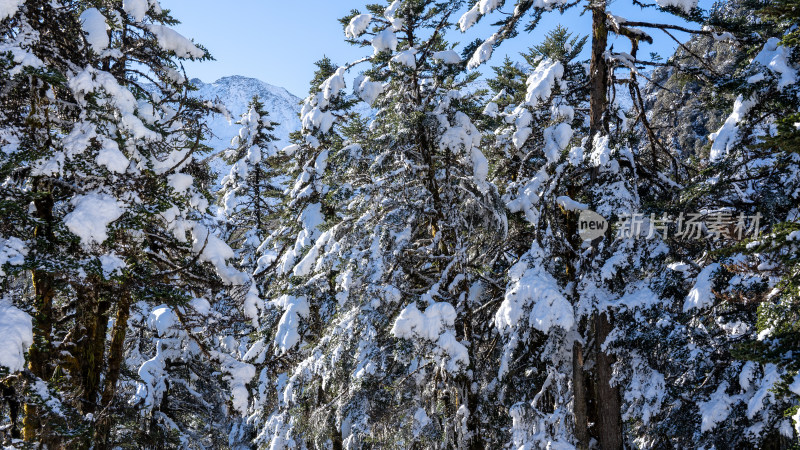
[460,306,482,450]
[587,0,610,151]
[595,311,623,449]
[23,192,56,443]
[94,290,132,448]
[2,380,21,439]
[585,1,623,448]
[573,341,589,450]
[75,285,110,417]
[254,163,262,232]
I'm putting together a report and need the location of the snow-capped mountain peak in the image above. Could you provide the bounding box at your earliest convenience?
[189,75,302,179]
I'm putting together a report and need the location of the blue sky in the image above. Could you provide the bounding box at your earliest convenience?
[161,0,705,98]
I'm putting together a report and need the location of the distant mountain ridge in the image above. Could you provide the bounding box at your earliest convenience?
[189,75,302,178]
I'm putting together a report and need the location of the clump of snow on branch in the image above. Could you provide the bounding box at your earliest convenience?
[99,253,127,278]
[80,8,109,53]
[467,35,496,70]
[384,0,404,30]
[0,298,33,372]
[95,138,129,173]
[190,222,247,285]
[214,352,256,415]
[0,0,24,19]
[526,59,564,105]
[0,236,27,276]
[432,50,461,64]
[354,75,384,104]
[543,122,573,163]
[64,193,125,246]
[655,0,697,13]
[278,202,324,275]
[345,14,372,38]
[752,37,798,88]
[272,295,310,353]
[708,96,755,162]
[147,24,205,59]
[458,4,481,32]
[392,302,469,373]
[122,0,147,22]
[372,28,398,54]
[683,263,720,311]
[167,172,194,194]
[496,247,574,336]
[391,48,417,69]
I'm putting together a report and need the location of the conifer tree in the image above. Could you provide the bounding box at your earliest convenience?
[247,55,358,448]
[249,1,511,447]
[476,25,599,448]
[664,0,800,445]
[458,0,745,447]
[220,95,282,272]
[0,1,262,447]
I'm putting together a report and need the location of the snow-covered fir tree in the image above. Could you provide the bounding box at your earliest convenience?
[0,0,263,447]
[643,0,800,446]
[248,1,512,447]
[453,0,796,447]
[245,55,359,448]
[220,96,283,273]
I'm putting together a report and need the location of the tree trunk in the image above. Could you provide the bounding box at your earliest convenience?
[585,1,623,447]
[594,311,623,449]
[460,306,482,450]
[255,163,262,232]
[587,0,610,152]
[23,192,56,443]
[94,290,132,449]
[74,284,110,417]
[573,341,589,450]
[2,380,21,439]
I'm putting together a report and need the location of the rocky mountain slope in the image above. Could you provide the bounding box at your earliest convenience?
[189,75,302,178]
[643,36,742,159]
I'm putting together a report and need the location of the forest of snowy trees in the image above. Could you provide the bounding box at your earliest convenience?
[0,0,799,448]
